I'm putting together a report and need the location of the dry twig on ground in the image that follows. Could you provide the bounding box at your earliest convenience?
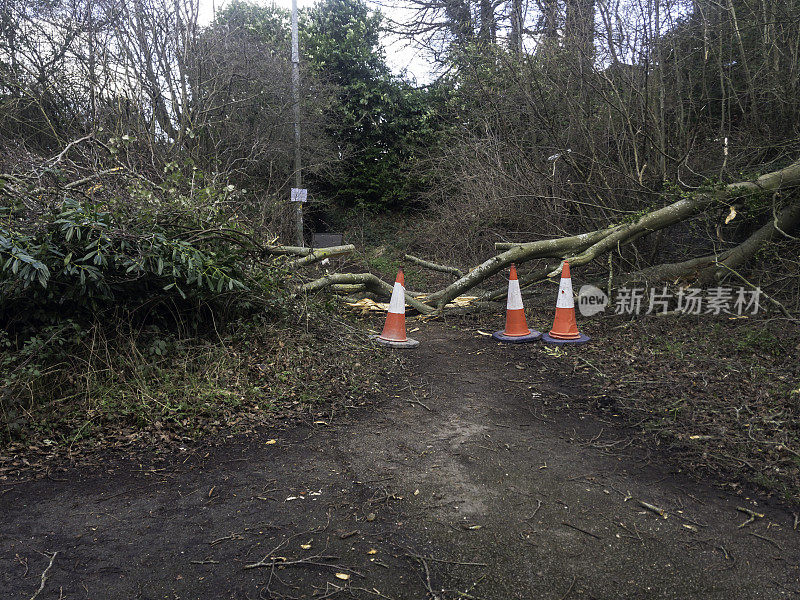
[29,551,58,600]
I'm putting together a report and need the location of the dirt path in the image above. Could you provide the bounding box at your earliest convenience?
[2,322,799,599]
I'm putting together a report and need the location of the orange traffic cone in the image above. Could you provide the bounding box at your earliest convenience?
[492,264,541,343]
[542,261,590,344]
[372,269,420,348]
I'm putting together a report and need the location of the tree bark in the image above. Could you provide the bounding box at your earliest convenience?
[509,0,523,53]
[404,254,464,277]
[618,201,800,286]
[479,0,496,45]
[264,244,354,259]
[290,245,355,267]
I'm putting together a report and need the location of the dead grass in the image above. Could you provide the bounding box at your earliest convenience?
[566,311,800,501]
[0,305,397,476]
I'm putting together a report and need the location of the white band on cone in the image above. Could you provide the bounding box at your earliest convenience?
[555,277,574,309]
[388,281,406,314]
[506,278,524,310]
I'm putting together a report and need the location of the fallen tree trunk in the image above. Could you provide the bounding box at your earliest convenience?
[483,264,558,300]
[625,200,800,286]
[264,243,355,261]
[425,159,800,310]
[331,283,366,294]
[493,227,618,253]
[299,159,800,316]
[556,160,799,274]
[290,245,356,267]
[699,201,800,282]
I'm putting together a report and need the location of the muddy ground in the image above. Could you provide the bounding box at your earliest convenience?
[2,320,800,599]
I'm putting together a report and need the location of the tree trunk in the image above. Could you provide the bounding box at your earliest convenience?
[509,0,523,53]
[301,273,436,314]
[565,0,595,72]
[479,0,496,45]
[428,158,800,309]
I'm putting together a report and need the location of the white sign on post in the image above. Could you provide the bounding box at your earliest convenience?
[290,188,308,203]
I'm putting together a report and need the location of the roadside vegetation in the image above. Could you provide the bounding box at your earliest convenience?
[577,313,800,501]
[0,143,390,465]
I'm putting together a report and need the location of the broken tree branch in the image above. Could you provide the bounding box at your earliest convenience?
[718,264,799,321]
[421,159,800,309]
[404,254,464,277]
[330,283,366,294]
[639,501,669,519]
[302,160,800,314]
[562,521,602,540]
[264,244,353,259]
[736,506,765,528]
[291,245,356,267]
[619,200,800,289]
[244,553,362,577]
[560,161,800,274]
[494,226,619,253]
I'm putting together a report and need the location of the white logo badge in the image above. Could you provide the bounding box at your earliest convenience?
[578,284,608,316]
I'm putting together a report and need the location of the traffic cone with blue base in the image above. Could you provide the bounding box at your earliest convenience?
[492,264,542,343]
[542,261,590,345]
[371,269,420,348]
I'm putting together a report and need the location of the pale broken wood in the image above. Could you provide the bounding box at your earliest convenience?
[344,295,478,315]
[302,273,436,314]
[737,506,765,528]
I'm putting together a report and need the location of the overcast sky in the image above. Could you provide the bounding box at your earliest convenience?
[197,0,435,83]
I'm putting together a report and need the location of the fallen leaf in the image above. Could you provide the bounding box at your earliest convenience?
[300,543,312,550]
[266,439,277,445]
[367,549,378,555]
[335,573,350,580]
